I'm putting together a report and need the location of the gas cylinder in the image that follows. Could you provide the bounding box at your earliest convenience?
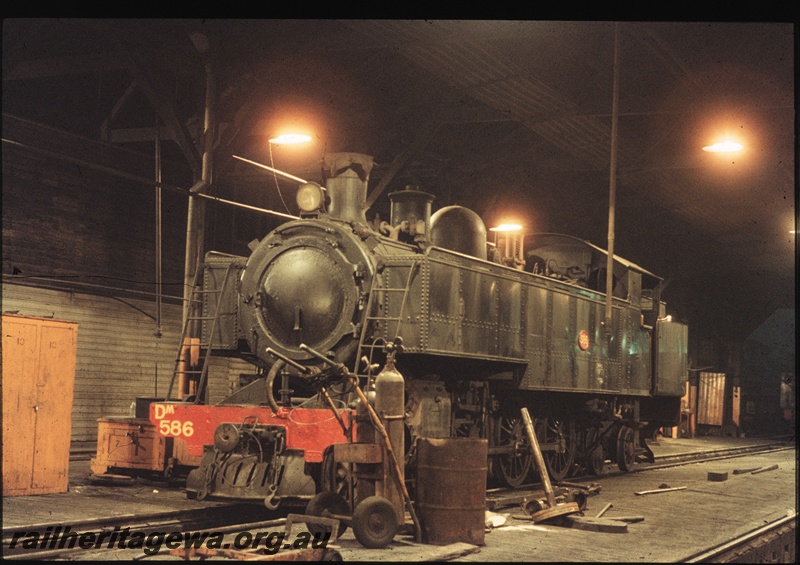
[374,360,405,525]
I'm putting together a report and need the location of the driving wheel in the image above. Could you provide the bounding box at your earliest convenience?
[585,426,605,476]
[616,426,636,472]
[494,414,531,487]
[542,417,577,482]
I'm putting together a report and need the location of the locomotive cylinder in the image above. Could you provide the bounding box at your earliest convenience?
[374,363,406,525]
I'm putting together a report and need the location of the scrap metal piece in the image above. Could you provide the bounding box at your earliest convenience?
[521,487,585,515]
[634,486,687,495]
[557,481,602,495]
[606,515,645,523]
[528,502,582,524]
[595,503,613,518]
[751,464,779,475]
[733,466,762,475]
[707,471,729,482]
[565,515,628,533]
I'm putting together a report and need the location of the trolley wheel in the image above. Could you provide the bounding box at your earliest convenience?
[305,492,349,539]
[351,496,398,549]
[616,426,636,472]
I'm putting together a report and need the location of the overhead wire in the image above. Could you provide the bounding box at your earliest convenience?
[268,143,292,214]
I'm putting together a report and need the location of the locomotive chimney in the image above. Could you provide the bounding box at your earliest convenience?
[323,152,373,225]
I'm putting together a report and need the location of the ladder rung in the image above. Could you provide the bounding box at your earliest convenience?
[188,316,217,321]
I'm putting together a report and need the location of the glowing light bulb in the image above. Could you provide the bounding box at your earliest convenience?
[269,133,312,145]
[702,140,743,153]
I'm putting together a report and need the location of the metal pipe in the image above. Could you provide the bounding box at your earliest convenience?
[232,155,308,184]
[605,22,621,330]
[195,193,298,221]
[2,138,297,221]
[182,42,216,333]
[2,274,183,301]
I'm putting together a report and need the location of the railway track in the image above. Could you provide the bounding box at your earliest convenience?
[639,439,794,470]
[2,504,287,560]
[6,438,793,561]
[679,512,796,563]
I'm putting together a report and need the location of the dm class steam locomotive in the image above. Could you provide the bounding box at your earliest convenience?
[150,152,688,509]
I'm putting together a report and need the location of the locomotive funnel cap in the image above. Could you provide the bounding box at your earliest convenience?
[323,152,374,180]
[323,153,373,225]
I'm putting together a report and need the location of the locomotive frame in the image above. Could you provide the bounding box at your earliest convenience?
[150,152,688,507]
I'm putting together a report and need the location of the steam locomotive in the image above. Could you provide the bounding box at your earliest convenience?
[150,152,688,509]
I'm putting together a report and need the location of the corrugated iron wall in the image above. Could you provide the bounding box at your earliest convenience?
[2,283,252,446]
[697,372,726,426]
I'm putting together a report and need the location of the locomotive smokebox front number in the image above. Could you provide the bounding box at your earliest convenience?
[578,330,590,351]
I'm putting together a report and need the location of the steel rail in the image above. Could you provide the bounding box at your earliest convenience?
[485,440,794,505]
[2,505,286,560]
[678,512,796,563]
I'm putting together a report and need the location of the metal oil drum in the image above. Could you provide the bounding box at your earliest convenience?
[415,437,488,545]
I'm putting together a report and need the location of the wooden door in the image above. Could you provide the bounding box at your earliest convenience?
[2,315,77,495]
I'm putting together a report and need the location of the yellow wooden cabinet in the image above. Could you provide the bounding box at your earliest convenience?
[2,314,78,496]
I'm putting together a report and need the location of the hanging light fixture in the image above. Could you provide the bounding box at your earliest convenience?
[702,140,743,153]
[268,133,312,145]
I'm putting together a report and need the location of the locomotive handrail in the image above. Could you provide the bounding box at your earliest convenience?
[165,265,204,401]
[353,262,418,378]
[192,262,235,404]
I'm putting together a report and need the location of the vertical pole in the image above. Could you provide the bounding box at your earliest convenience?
[182,37,215,334]
[154,123,163,339]
[605,22,621,330]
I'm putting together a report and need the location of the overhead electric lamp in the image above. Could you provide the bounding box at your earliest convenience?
[489,223,523,232]
[268,133,312,145]
[702,140,743,153]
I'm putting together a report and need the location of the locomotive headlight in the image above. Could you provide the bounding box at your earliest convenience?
[296,182,325,213]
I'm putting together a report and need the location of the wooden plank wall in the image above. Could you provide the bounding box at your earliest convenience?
[2,141,187,295]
